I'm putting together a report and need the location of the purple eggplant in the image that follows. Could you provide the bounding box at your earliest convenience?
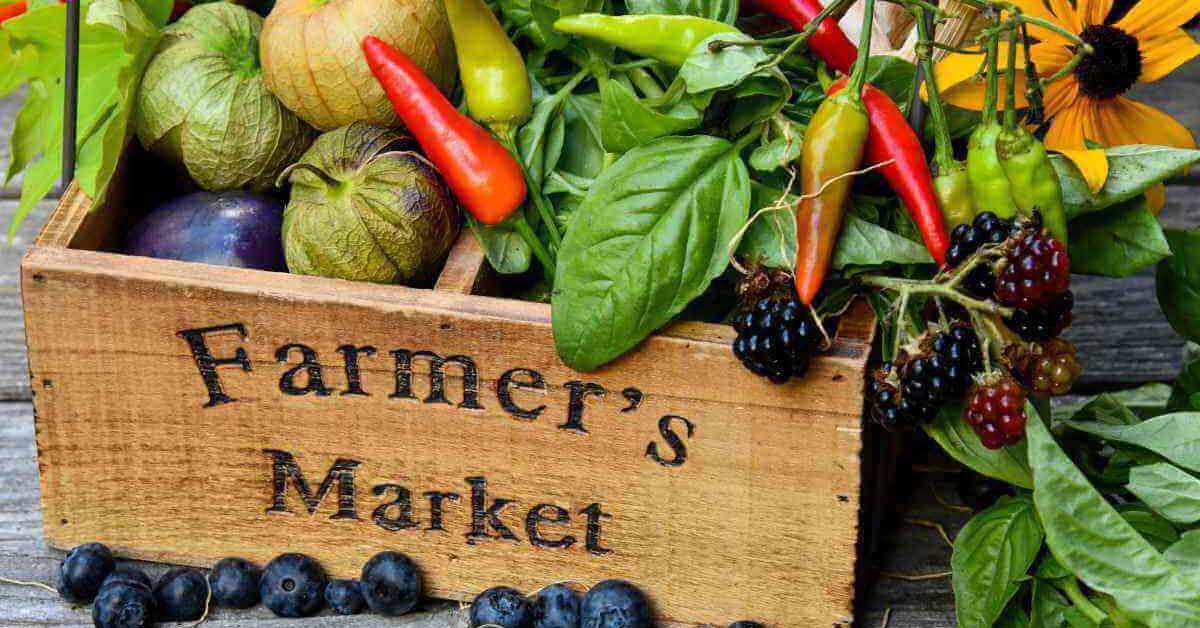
[125,191,287,271]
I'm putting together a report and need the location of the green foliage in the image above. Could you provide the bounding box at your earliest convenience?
[1127,464,1200,525]
[599,79,700,152]
[926,403,1034,489]
[952,496,1044,628]
[1053,145,1200,220]
[1069,197,1171,278]
[1158,228,1200,345]
[625,0,737,23]
[552,135,750,370]
[1065,413,1200,474]
[1169,345,1200,413]
[680,32,770,94]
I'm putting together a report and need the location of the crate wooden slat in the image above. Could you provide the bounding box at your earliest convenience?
[22,168,878,627]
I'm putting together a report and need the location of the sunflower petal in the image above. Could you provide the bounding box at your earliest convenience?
[1047,0,1083,36]
[1056,148,1110,193]
[1146,183,1166,214]
[1043,80,1082,122]
[929,43,1028,110]
[1045,99,1090,151]
[1139,29,1200,84]
[1031,42,1073,74]
[1094,97,1198,149]
[1004,0,1067,43]
[1079,0,1112,26]
[1117,0,1200,39]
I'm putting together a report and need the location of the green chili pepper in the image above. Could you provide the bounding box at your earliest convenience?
[934,162,975,231]
[444,0,532,136]
[966,32,1017,219]
[998,128,1069,245]
[553,13,738,67]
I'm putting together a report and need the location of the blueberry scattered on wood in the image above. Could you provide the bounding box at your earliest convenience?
[56,542,116,604]
[533,583,580,628]
[260,553,327,618]
[325,579,367,615]
[729,622,765,628]
[209,557,261,609]
[470,585,535,628]
[360,551,422,616]
[101,568,152,593]
[154,567,209,621]
[580,579,653,628]
[93,581,155,628]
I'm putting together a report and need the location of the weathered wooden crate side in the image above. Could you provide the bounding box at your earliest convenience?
[21,190,873,628]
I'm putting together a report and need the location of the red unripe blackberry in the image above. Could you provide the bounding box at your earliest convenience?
[995,230,1070,309]
[1019,338,1083,397]
[965,376,1027,449]
[732,297,821,384]
[1007,290,1074,341]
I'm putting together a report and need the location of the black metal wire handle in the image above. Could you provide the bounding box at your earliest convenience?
[61,0,79,188]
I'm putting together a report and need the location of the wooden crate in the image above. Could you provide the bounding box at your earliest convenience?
[21,156,881,627]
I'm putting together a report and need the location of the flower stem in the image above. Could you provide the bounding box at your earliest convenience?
[860,274,1015,318]
[914,4,956,169]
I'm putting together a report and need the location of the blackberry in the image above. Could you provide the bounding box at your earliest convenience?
[534,583,580,628]
[1019,338,1083,397]
[209,557,261,609]
[56,542,116,604]
[866,366,907,429]
[580,580,652,628]
[946,212,1013,299]
[965,376,1027,449]
[470,586,534,628]
[732,297,821,384]
[930,325,984,396]
[360,551,421,616]
[1007,290,1074,340]
[153,567,208,621]
[325,579,367,615]
[996,226,1070,309]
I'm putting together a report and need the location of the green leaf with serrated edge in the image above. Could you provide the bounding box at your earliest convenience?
[1069,197,1171,277]
[599,79,700,153]
[952,496,1044,628]
[1128,464,1200,524]
[552,134,750,370]
[1159,229,1200,345]
[467,215,532,276]
[626,0,737,23]
[1052,145,1200,219]
[1065,412,1200,473]
[926,403,1034,489]
[1028,410,1200,627]
[679,32,770,95]
[1170,344,1200,413]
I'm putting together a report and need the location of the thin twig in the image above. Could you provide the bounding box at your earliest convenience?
[0,576,57,595]
[930,483,974,513]
[879,570,953,582]
[904,517,955,548]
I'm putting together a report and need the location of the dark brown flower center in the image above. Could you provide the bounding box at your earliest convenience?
[1075,24,1142,100]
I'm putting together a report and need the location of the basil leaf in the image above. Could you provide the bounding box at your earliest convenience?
[1036,553,1071,581]
[1170,344,1200,413]
[1031,579,1072,628]
[1058,393,1143,426]
[996,602,1032,628]
[519,85,572,186]
[864,56,916,113]
[528,0,603,50]
[467,215,532,275]
[1128,463,1200,524]
[1118,505,1181,551]
[1053,145,1200,219]
[737,182,797,269]
[1069,197,1171,277]
[680,33,770,94]
[1065,413,1200,473]
[1028,412,1200,626]
[926,403,1034,489]
[833,215,934,269]
[1158,228,1200,345]
[552,135,750,370]
[1164,531,1200,580]
[599,79,701,153]
[749,134,803,173]
[952,496,1044,628]
[730,73,791,135]
[560,93,606,179]
[625,0,737,23]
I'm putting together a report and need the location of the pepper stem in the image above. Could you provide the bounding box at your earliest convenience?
[759,0,857,72]
[914,5,955,169]
[980,24,1001,126]
[847,0,878,95]
[1003,23,1019,130]
[511,213,556,282]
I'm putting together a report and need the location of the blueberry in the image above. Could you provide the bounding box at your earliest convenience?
[729,622,765,628]
[325,579,367,615]
[534,583,579,628]
[261,553,327,618]
[93,581,155,628]
[56,542,116,603]
[470,586,533,628]
[154,567,208,621]
[360,551,421,616]
[580,580,652,628]
[101,568,152,592]
[209,557,261,609]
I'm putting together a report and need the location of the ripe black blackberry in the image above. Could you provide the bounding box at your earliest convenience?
[1006,290,1074,340]
[946,212,1013,299]
[732,297,821,384]
[929,324,984,396]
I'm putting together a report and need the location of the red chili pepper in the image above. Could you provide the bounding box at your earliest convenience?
[0,1,28,23]
[830,78,949,267]
[361,36,526,226]
[741,0,857,74]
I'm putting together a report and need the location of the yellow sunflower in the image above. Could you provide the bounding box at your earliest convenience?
[933,0,1200,193]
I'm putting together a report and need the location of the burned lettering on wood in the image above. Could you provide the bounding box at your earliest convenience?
[177,323,252,407]
[526,504,576,549]
[263,449,359,519]
[276,344,333,397]
[497,368,547,421]
[646,415,695,467]
[337,345,377,396]
[423,491,461,532]
[391,350,484,410]
[372,484,417,531]
[560,381,605,434]
[465,477,520,544]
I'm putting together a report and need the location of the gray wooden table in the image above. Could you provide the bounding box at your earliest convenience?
[2,53,1200,626]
